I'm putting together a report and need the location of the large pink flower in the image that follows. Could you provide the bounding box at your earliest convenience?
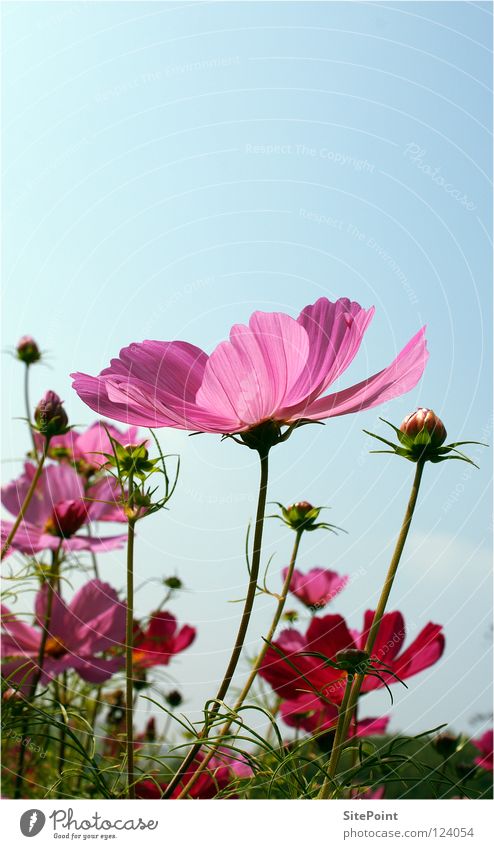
[1,579,125,692]
[283,566,349,609]
[71,297,427,436]
[259,610,445,708]
[1,463,127,557]
[35,421,142,475]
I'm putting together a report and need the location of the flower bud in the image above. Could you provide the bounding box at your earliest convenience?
[283,501,320,530]
[283,609,299,624]
[34,391,69,437]
[144,717,156,742]
[335,648,370,673]
[165,690,183,708]
[163,576,182,591]
[400,408,447,448]
[432,733,461,760]
[16,335,41,365]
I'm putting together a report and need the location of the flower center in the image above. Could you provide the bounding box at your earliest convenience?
[44,635,67,658]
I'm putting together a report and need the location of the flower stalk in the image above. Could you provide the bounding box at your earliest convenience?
[318,459,426,797]
[1,437,50,560]
[163,449,270,798]
[125,473,136,800]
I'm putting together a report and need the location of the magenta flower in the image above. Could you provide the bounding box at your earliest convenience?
[35,421,142,475]
[1,579,125,692]
[282,566,349,609]
[472,730,493,772]
[259,610,445,706]
[71,297,427,439]
[1,462,127,557]
[133,611,196,669]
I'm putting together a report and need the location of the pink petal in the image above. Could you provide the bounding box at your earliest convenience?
[71,340,209,428]
[1,605,40,655]
[305,614,357,658]
[65,580,126,654]
[391,622,445,680]
[71,656,124,683]
[281,297,374,409]
[61,532,127,552]
[292,326,428,421]
[359,610,406,662]
[196,312,309,428]
[85,476,126,523]
[173,624,197,653]
[356,716,390,737]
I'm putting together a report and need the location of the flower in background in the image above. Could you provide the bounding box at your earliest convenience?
[1,580,125,692]
[471,730,493,772]
[72,297,427,442]
[283,566,348,609]
[133,612,196,668]
[1,462,127,556]
[259,611,444,709]
[136,748,252,799]
[35,421,142,476]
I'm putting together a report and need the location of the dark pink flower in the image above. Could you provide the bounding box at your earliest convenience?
[1,463,127,557]
[1,579,125,692]
[133,611,196,668]
[472,730,493,771]
[283,566,349,609]
[71,297,427,436]
[259,611,445,707]
[35,421,143,475]
[136,748,252,799]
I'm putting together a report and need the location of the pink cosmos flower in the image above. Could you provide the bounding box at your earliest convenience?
[35,421,142,475]
[1,579,125,692]
[136,748,253,799]
[132,612,196,668]
[471,730,493,772]
[259,610,445,708]
[71,297,427,437]
[283,566,349,609]
[1,462,127,557]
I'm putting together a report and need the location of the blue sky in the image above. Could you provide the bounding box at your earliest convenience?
[2,1,492,740]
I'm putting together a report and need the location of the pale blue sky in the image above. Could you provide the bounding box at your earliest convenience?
[2,1,492,740]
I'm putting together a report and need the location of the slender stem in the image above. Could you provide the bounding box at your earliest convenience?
[85,523,100,579]
[14,548,60,798]
[58,671,68,779]
[24,364,37,456]
[317,674,354,799]
[1,438,49,560]
[177,526,303,798]
[318,460,426,798]
[125,481,136,800]
[163,449,270,799]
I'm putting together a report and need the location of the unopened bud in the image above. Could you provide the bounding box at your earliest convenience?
[163,576,182,591]
[165,690,183,708]
[16,335,41,365]
[34,391,69,437]
[400,408,447,448]
[335,648,370,673]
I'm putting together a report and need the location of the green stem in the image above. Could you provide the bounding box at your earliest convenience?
[163,449,270,799]
[318,459,426,798]
[1,438,49,560]
[125,481,136,800]
[317,674,354,799]
[24,364,37,457]
[177,527,303,798]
